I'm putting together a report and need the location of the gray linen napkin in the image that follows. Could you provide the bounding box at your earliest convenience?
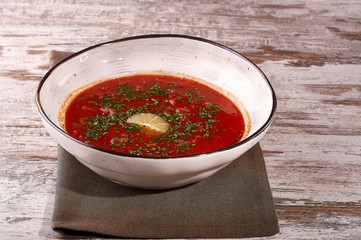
[50,51,279,238]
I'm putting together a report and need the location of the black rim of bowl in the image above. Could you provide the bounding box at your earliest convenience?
[36,34,277,159]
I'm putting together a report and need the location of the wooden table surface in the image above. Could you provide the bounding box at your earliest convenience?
[1,0,360,239]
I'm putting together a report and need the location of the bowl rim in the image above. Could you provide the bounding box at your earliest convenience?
[35,34,277,159]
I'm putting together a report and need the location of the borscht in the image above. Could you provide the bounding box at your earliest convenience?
[61,74,249,157]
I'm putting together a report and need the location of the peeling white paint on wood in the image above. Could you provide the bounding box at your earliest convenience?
[1,0,361,239]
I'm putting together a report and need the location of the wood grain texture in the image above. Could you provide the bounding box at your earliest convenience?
[1,0,360,239]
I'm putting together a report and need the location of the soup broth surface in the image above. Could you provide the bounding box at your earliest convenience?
[63,74,248,157]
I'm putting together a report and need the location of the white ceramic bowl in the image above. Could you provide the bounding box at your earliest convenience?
[36,35,276,189]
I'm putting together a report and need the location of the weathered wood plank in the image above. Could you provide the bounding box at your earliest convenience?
[1,0,361,239]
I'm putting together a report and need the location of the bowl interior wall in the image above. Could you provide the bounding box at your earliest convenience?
[39,37,274,138]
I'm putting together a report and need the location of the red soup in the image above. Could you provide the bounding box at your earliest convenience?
[63,74,249,157]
